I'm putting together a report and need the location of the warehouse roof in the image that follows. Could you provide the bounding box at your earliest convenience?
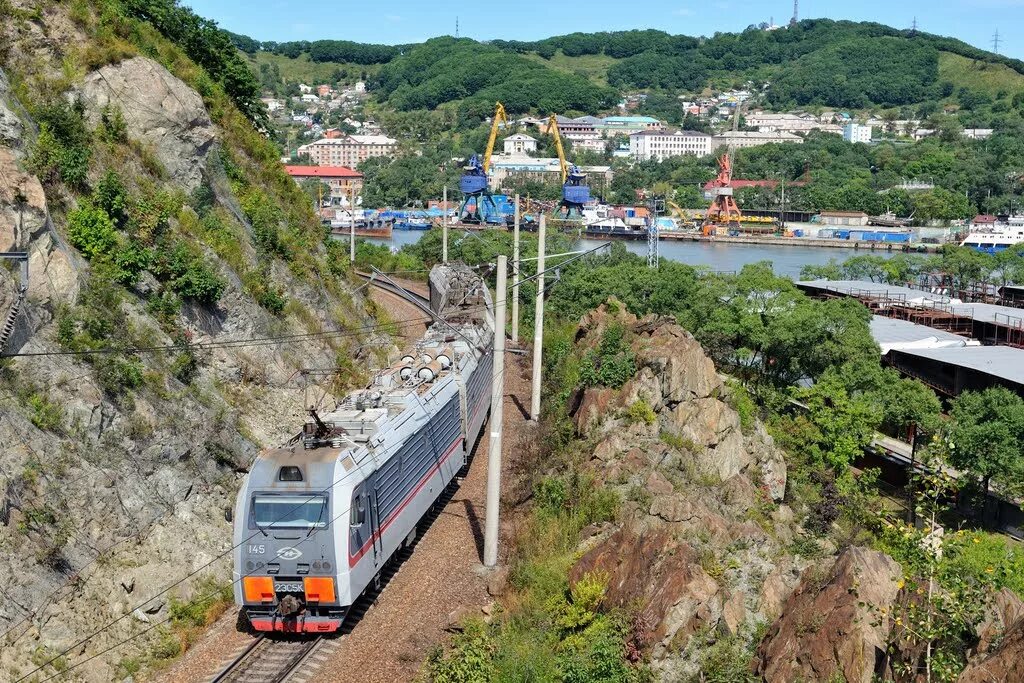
[869,316,971,354]
[890,346,1024,386]
[796,280,954,304]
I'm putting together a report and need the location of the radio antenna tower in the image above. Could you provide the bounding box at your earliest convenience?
[790,0,798,26]
[992,29,1001,54]
[910,17,918,34]
[455,16,460,38]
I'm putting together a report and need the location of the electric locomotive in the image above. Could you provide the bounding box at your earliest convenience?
[231,264,493,632]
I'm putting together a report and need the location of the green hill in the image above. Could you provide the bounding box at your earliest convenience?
[232,20,1024,124]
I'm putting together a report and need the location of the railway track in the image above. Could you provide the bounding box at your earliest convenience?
[210,635,332,683]
[353,270,430,308]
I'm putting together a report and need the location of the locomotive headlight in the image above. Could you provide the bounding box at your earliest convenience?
[303,577,335,603]
[243,577,275,603]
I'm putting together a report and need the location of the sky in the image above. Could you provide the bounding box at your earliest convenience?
[185,0,1023,60]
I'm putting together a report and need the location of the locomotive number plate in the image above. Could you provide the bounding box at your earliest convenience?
[275,581,304,593]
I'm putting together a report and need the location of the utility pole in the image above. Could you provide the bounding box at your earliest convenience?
[530,215,546,421]
[511,194,521,344]
[483,255,506,567]
[993,29,1001,54]
[349,183,356,263]
[780,176,786,231]
[442,185,449,264]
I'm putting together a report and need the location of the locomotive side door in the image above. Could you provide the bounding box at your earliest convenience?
[369,477,383,568]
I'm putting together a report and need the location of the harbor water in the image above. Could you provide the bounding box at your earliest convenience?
[365,230,893,279]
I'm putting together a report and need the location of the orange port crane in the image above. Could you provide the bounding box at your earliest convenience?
[702,99,744,235]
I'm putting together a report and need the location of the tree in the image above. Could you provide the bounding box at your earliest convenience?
[946,387,1024,500]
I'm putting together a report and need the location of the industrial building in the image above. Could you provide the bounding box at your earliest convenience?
[796,280,1024,347]
[869,315,975,354]
[885,346,1024,398]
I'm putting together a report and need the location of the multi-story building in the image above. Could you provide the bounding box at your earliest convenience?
[744,111,843,136]
[284,165,363,201]
[711,131,803,150]
[629,129,712,161]
[503,134,537,155]
[843,123,873,143]
[297,134,398,168]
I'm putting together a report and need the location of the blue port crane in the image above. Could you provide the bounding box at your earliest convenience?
[459,102,508,224]
[547,114,590,218]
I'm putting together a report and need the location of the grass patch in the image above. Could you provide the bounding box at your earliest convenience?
[938,52,1024,98]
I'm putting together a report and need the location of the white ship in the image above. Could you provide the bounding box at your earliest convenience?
[960,215,1024,253]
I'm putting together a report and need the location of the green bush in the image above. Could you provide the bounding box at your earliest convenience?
[624,399,656,426]
[96,356,144,396]
[28,100,92,188]
[111,240,153,286]
[99,104,128,143]
[726,379,756,432]
[152,241,225,304]
[579,324,636,389]
[93,170,130,228]
[425,620,496,683]
[940,530,1024,599]
[66,204,118,260]
[28,394,62,431]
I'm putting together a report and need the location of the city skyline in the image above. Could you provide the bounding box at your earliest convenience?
[184,0,1022,60]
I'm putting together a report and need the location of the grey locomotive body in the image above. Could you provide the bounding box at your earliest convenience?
[231,265,493,633]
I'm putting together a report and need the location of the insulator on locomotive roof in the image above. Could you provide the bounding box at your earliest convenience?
[400,354,415,364]
[399,366,413,380]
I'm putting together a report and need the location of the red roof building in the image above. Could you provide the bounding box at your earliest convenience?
[285,165,363,199]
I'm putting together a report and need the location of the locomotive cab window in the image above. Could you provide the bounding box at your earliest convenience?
[252,494,327,529]
[350,493,366,526]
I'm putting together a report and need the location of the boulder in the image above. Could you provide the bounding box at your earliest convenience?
[77,57,216,191]
[0,147,48,250]
[634,321,722,405]
[756,546,903,683]
[570,527,719,651]
[958,615,1024,683]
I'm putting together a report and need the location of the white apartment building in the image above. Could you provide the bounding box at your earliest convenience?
[629,129,712,161]
[298,134,398,167]
[711,131,803,150]
[843,123,873,143]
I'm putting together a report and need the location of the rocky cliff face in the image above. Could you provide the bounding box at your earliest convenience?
[0,3,381,680]
[565,302,803,678]
[557,302,1024,682]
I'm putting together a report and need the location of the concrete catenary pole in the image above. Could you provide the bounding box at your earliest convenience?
[442,185,449,264]
[530,215,546,421]
[349,183,356,263]
[511,194,521,344]
[483,255,507,567]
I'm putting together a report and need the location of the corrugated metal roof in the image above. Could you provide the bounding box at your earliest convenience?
[796,280,954,304]
[892,346,1024,386]
[285,165,362,178]
[870,315,970,353]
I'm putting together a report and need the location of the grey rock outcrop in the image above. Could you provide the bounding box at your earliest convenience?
[77,56,216,191]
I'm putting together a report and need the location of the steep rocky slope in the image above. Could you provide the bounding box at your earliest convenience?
[0,2,383,680]
[543,303,1024,682]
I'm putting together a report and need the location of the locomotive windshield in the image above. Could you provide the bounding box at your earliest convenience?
[252,495,328,529]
